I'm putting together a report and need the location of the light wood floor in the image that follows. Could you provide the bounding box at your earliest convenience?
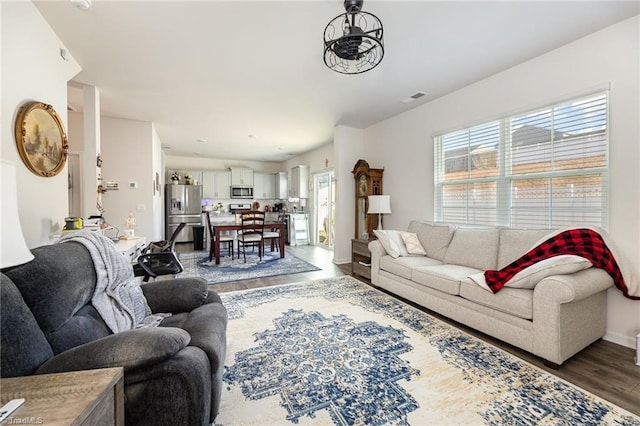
[177,243,640,416]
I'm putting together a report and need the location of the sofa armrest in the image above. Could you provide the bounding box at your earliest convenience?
[368,240,385,285]
[534,268,613,304]
[35,327,190,375]
[532,268,612,365]
[141,277,209,313]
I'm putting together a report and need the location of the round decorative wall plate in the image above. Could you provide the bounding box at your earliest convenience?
[14,101,68,177]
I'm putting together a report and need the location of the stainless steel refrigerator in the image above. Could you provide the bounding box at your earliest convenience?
[165,184,203,243]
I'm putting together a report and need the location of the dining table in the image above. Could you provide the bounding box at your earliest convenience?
[210,221,286,265]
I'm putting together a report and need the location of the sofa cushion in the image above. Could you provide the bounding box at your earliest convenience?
[36,327,191,374]
[459,278,533,319]
[141,277,208,314]
[380,256,442,280]
[411,264,481,296]
[407,221,455,261]
[498,228,552,269]
[1,274,54,377]
[373,230,408,258]
[47,304,112,354]
[443,227,500,270]
[3,242,97,341]
[400,232,426,255]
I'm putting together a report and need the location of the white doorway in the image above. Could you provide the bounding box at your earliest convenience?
[314,170,335,249]
[68,153,82,217]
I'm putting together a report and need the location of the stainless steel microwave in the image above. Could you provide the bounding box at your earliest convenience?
[230,186,253,199]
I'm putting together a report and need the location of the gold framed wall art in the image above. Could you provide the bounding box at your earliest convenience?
[14,101,68,177]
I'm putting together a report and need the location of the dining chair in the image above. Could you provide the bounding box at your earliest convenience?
[205,212,234,262]
[238,211,264,262]
[262,211,285,253]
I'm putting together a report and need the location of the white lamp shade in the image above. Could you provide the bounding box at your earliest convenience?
[367,195,391,214]
[1,160,34,268]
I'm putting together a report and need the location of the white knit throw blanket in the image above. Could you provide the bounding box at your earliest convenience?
[57,231,151,333]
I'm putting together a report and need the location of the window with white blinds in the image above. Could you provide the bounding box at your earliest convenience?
[434,92,608,229]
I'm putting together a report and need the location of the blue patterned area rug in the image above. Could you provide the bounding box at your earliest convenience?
[178,250,320,284]
[216,276,640,425]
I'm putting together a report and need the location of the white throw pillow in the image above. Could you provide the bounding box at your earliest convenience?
[468,255,593,292]
[400,231,426,256]
[504,255,592,289]
[373,230,408,258]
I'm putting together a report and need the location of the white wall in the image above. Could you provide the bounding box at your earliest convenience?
[333,125,366,264]
[71,112,165,241]
[101,117,157,240]
[364,16,640,347]
[81,85,101,220]
[283,142,334,174]
[151,124,164,240]
[165,155,284,174]
[1,1,81,247]
[284,142,334,248]
[68,112,84,151]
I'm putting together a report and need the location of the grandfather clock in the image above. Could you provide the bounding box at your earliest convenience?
[352,159,384,240]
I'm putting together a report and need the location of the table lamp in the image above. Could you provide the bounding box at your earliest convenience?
[367,195,391,230]
[1,160,34,268]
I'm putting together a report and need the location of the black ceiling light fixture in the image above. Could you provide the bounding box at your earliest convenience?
[323,0,384,75]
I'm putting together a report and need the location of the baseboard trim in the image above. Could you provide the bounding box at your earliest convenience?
[603,331,635,349]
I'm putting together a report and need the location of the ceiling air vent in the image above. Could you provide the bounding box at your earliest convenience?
[401,91,427,104]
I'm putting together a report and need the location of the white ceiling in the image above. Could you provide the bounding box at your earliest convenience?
[35,1,639,162]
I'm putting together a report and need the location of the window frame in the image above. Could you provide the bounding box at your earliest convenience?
[434,91,609,230]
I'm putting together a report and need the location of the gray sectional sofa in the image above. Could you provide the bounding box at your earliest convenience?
[368,220,614,366]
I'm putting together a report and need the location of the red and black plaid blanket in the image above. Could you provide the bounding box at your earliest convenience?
[484,228,639,300]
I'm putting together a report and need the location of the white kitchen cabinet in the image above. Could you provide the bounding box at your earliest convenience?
[289,165,309,199]
[230,167,253,186]
[213,171,230,199]
[254,172,275,199]
[275,171,288,200]
[202,171,215,198]
[202,170,231,199]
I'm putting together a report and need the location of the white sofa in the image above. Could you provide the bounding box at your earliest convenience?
[368,220,614,366]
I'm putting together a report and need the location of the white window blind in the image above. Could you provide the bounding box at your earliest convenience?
[434,92,608,229]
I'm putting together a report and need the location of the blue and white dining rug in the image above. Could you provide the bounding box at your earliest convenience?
[178,250,320,284]
[215,276,640,425]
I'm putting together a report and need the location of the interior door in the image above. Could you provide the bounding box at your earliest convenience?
[314,171,335,249]
[67,153,82,218]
